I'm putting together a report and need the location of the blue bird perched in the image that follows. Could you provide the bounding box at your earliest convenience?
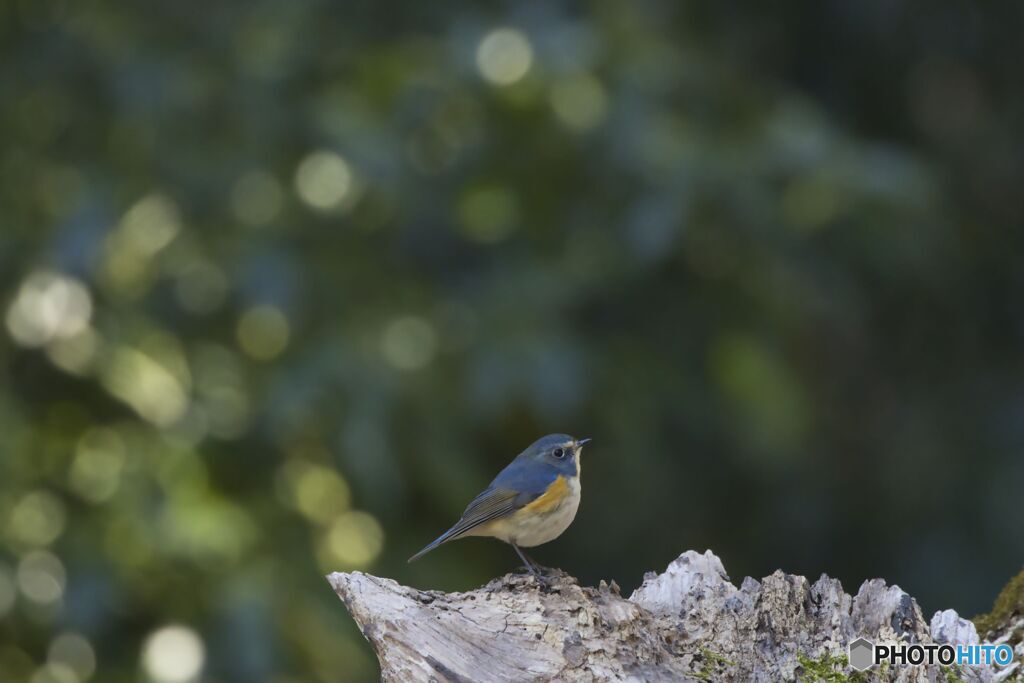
[409,434,591,577]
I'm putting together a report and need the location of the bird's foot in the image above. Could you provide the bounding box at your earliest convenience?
[510,544,558,588]
[529,566,567,592]
[531,571,555,592]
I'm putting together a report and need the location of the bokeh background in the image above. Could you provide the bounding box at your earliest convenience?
[3,1,1023,681]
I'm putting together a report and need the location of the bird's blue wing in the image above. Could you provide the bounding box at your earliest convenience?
[407,462,560,562]
[408,485,525,562]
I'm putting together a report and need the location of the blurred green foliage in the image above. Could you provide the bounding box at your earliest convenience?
[2,1,1023,681]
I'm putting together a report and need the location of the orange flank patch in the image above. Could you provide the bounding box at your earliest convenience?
[521,476,569,514]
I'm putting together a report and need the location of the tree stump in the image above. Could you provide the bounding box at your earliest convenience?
[327,550,1021,682]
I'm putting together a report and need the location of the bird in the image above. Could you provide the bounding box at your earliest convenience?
[409,434,590,578]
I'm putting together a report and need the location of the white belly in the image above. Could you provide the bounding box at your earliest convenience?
[480,476,581,547]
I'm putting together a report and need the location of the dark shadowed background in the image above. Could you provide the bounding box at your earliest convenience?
[2,1,1023,681]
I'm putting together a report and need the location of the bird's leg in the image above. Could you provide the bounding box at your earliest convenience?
[519,547,548,573]
[511,543,546,581]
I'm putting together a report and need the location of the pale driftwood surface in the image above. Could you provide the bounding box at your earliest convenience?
[327,550,1019,682]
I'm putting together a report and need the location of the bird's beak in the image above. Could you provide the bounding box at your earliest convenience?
[576,438,592,448]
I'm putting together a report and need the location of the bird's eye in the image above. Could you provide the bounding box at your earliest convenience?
[553,448,565,458]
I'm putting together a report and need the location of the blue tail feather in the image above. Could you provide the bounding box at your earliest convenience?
[407,527,457,563]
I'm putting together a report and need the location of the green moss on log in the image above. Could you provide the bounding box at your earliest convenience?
[796,652,868,683]
[972,567,1024,637]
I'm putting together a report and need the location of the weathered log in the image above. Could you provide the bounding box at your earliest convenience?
[327,550,1022,682]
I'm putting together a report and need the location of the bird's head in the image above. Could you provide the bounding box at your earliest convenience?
[522,433,591,476]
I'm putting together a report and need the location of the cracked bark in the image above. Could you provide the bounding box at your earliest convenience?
[327,550,1022,682]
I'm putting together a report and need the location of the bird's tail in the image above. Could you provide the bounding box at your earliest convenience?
[407,524,461,563]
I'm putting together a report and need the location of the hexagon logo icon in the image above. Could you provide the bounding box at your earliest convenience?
[848,637,875,671]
